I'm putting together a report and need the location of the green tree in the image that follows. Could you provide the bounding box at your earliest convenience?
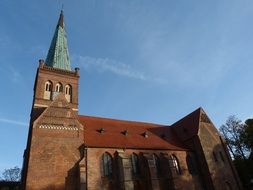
[219,115,248,160]
[220,116,253,189]
[0,166,21,182]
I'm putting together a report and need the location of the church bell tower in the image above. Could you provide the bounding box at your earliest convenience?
[22,11,84,190]
[32,10,79,113]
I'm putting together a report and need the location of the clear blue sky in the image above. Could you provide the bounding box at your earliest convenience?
[0,0,253,173]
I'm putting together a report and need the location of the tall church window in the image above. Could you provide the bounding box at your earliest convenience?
[153,154,161,174]
[186,154,198,175]
[131,153,140,175]
[55,83,63,92]
[101,153,113,178]
[171,155,181,174]
[45,81,52,91]
[65,84,72,102]
[44,81,52,100]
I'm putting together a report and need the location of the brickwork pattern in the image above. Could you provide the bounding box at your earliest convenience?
[33,64,79,110]
[198,121,241,190]
[86,148,203,190]
[25,94,83,190]
[23,61,242,190]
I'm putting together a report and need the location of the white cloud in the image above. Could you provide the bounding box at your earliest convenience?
[0,118,28,126]
[75,55,147,80]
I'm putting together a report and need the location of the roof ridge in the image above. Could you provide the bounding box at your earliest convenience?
[78,114,168,126]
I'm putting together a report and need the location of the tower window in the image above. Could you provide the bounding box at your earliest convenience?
[65,85,71,95]
[45,81,52,91]
[65,84,72,102]
[55,83,63,92]
[101,153,113,178]
[44,81,52,100]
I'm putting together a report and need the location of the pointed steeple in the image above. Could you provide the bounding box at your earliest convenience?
[45,10,71,71]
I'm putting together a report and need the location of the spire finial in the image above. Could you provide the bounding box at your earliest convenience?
[58,9,64,28]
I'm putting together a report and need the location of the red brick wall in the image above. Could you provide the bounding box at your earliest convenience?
[26,136,82,190]
[198,121,242,190]
[86,148,203,190]
[33,65,79,111]
[25,94,83,190]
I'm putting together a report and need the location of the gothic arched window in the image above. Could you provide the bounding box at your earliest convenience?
[186,154,198,175]
[45,81,52,91]
[171,155,181,174]
[131,153,140,175]
[65,84,72,102]
[153,154,161,174]
[55,83,63,92]
[44,81,52,100]
[101,153,113,178]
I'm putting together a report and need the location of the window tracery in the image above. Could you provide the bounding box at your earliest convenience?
[131,153,140,175]
[171,155,181,174]
[44,81,52,100]
[101,153,113,178]
[55,83,63,92]
[65,84,72,102]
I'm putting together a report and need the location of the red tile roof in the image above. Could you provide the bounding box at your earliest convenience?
[171,108,201,141]
[78,115,187,150]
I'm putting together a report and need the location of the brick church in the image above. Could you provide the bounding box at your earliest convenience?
[21,11,242,190]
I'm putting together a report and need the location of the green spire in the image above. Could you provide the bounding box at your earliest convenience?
[45,10,71,71]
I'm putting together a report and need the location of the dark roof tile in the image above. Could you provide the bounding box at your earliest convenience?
[78,115,187,150]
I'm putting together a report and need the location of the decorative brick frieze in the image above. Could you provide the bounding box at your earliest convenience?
[38,124,79,131]
[40,64,79,77]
